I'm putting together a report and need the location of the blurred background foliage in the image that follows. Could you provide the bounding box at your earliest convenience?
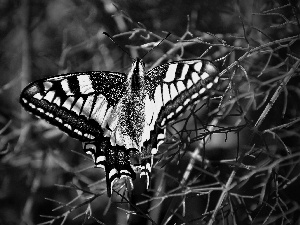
[1,0,300,224]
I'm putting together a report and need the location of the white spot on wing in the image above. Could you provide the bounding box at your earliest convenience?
[191,93,198,99]
[167,112,174,119]
[44,91,55,102]
[48,76,64,81]
[144,95,155,125]
[120,170,132,177]
[104,106,115,131]
[207,82,213,89]
[164,64,177,82]
[64,124,71,129]
[157,139,164,148]
[85,143,96,150]
[78,75,94,94]
[91,95,108,126]
[96,156,106,163]
[29,103,35,108]
[96,164,105,169]
[74,129,82,136]
[162,83,171,104]
[183,99,190,105]
[157,133,164,140]
[170,83,178,99]
[86,151,95,161]
[61,79,71,94]
[109,168,118,180]
[142,95,157,144]
[176,105,183,113]
[84,133,94,139]
[140,171,147,176]
[45,112,53,118]
[154,86,163,107]
[200,88,206,94]
[53,97,61,106]
[62,97,74,110]
[179,64,190,80]
[214,76,219,83]
[85,150,92,155]
[151,148,158,154]
[191,72,200,84]
[44,82,52,91]
[75,97,84,112]
[200,72,210,80]
[176,81,186,93]
[146,162,151,173]
[161,118,166,126]
[55,117,62,123]
[81,95,95,117]
[37,108,44,113]
[187,79,193,88]
[33,93,43,100]
[206,63,217,73]
[194,61,203,72]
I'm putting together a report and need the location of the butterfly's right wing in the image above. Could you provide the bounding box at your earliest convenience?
[20,71,127,141]
[142,59,220,158]
[139,59,219,186]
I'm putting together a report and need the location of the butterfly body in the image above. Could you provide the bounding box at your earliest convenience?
[20,57,219,196]
[110,59,147,150]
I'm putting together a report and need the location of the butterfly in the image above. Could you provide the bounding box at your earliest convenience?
[20,57,219,196]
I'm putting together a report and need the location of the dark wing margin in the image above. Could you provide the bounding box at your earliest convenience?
[20,71,127,142]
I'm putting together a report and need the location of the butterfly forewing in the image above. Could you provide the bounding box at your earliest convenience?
[20,72,127,141]
[144,59,219,130]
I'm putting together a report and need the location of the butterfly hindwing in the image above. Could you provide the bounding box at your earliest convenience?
[20,72,127,141]
[83,139,136,196]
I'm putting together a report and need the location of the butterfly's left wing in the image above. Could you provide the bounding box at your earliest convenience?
[20,71,127,141]
[143,59,219,154]
[20,71,137,196]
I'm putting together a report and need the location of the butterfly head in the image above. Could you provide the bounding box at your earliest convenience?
[131,58,145,74]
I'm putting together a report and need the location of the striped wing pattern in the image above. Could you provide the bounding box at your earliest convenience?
[143,59,219,153]
[20,72,127,141]
[20,59,219,196]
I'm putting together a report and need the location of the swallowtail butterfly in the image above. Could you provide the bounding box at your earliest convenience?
[20,57,219,196]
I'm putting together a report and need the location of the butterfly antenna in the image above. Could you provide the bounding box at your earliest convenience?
[141,32,171,59]
[103,32,134,60]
